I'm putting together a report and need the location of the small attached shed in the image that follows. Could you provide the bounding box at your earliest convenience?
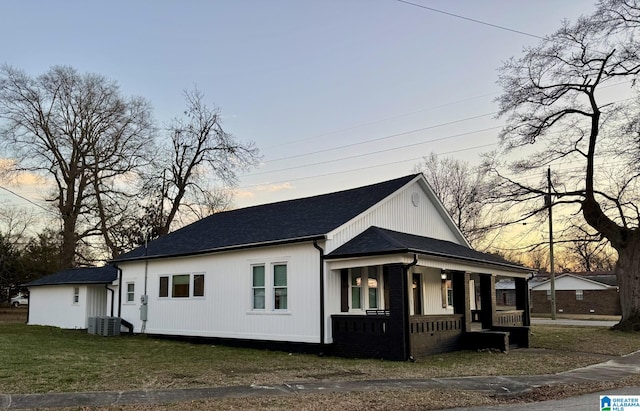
[24,265,119,329]
[530,272,620,315]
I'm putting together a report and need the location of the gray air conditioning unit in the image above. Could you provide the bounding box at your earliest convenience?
[91,316,121,336]
[87,317,98,335]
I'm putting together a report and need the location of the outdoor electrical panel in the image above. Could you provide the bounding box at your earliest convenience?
[140,303,148,321]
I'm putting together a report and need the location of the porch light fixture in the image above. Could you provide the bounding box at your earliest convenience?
[440,270,448,280]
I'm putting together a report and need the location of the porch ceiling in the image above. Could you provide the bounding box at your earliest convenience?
[325,227,532,277]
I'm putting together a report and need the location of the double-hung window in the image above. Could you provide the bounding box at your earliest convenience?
[576,289,584,300]
[252,265,266,309]
[273,264,287,310]
[348,267,381,311]
[251,262,288,311]
[73,287,80,305]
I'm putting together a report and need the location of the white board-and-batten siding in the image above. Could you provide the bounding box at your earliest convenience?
[28,285,107,329]
[119,242,321,343]
[326,180,463,254]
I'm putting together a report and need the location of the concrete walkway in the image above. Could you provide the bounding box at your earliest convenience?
[2,349,640,409]
[531,318,618,327]
[443,386,640,411]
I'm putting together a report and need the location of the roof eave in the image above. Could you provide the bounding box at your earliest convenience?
[113,234,327,263]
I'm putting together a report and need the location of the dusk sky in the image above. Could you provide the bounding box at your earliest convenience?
[0,0,596,214]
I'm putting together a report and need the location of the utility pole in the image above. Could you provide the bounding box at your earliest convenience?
[545,167,556,320]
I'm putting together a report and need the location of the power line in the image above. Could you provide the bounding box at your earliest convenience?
[262,91,499,150]
[0,185,54,214]
[237,142,497,190]
[264,112,497,163]
[245,126,502,177]
[396,0,545,40]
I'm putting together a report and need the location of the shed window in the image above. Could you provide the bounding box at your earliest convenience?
[73,287,79,304]
[576,289,584,300]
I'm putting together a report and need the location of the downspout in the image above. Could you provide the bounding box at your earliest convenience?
[105,284,115,317]
[403,254,418,361]
[313,240,325,355]
[115,264,123,318]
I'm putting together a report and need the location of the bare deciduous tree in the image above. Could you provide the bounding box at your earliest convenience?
[139,88,259,239]
[415,153,499,248]
[0,65,154,266]
[494,0,640,330]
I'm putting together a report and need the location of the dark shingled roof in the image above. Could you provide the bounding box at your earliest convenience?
[23,264,118,287]
[114,174,420,262]
[326,226,528,271]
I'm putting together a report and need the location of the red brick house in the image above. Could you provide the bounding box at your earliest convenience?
[530,272,620,316]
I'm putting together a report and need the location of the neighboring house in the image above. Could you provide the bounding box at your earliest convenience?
[24,265,119,329]
[495,278,517,307]
[530,272,620,315]
[109,173,533,360]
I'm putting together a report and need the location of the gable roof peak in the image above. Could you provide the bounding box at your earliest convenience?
[115,173,422,262]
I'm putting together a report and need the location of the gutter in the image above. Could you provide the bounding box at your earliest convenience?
[115,264,123,318]
[313,240,325,355]
[105,284,115,317]
[112,235,327,263]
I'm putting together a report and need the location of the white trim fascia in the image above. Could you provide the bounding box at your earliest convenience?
[530,273,615,290]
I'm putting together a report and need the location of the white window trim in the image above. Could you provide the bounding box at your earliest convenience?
[158,273,206,299]
[348,266,382,312]
[251,264,266,311]
[125,282,135,304]
[72,287,80,305]
[249,261,290,312]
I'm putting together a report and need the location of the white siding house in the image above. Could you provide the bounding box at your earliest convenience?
[111,174,533,359]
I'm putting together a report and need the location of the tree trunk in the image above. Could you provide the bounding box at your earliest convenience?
[60,220,76,269]
[612,233,640,331]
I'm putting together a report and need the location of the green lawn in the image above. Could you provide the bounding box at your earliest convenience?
[1,323,639,394]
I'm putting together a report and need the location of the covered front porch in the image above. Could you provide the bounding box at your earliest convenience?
[329,263,530,360]
[324,228,532,361]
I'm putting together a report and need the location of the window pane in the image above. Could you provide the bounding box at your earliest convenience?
[351,268,362,286]
[159,277,169,297]
[274,264,287,286]
[351,287,361,309]
[274,288,287,310]
[127,283,135,292]
[253,266,265,286]
[368,271,378,309]
[368,287,378,309]
[193,274,204,297]
[172,274,190,298]
[253,288,265,309]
